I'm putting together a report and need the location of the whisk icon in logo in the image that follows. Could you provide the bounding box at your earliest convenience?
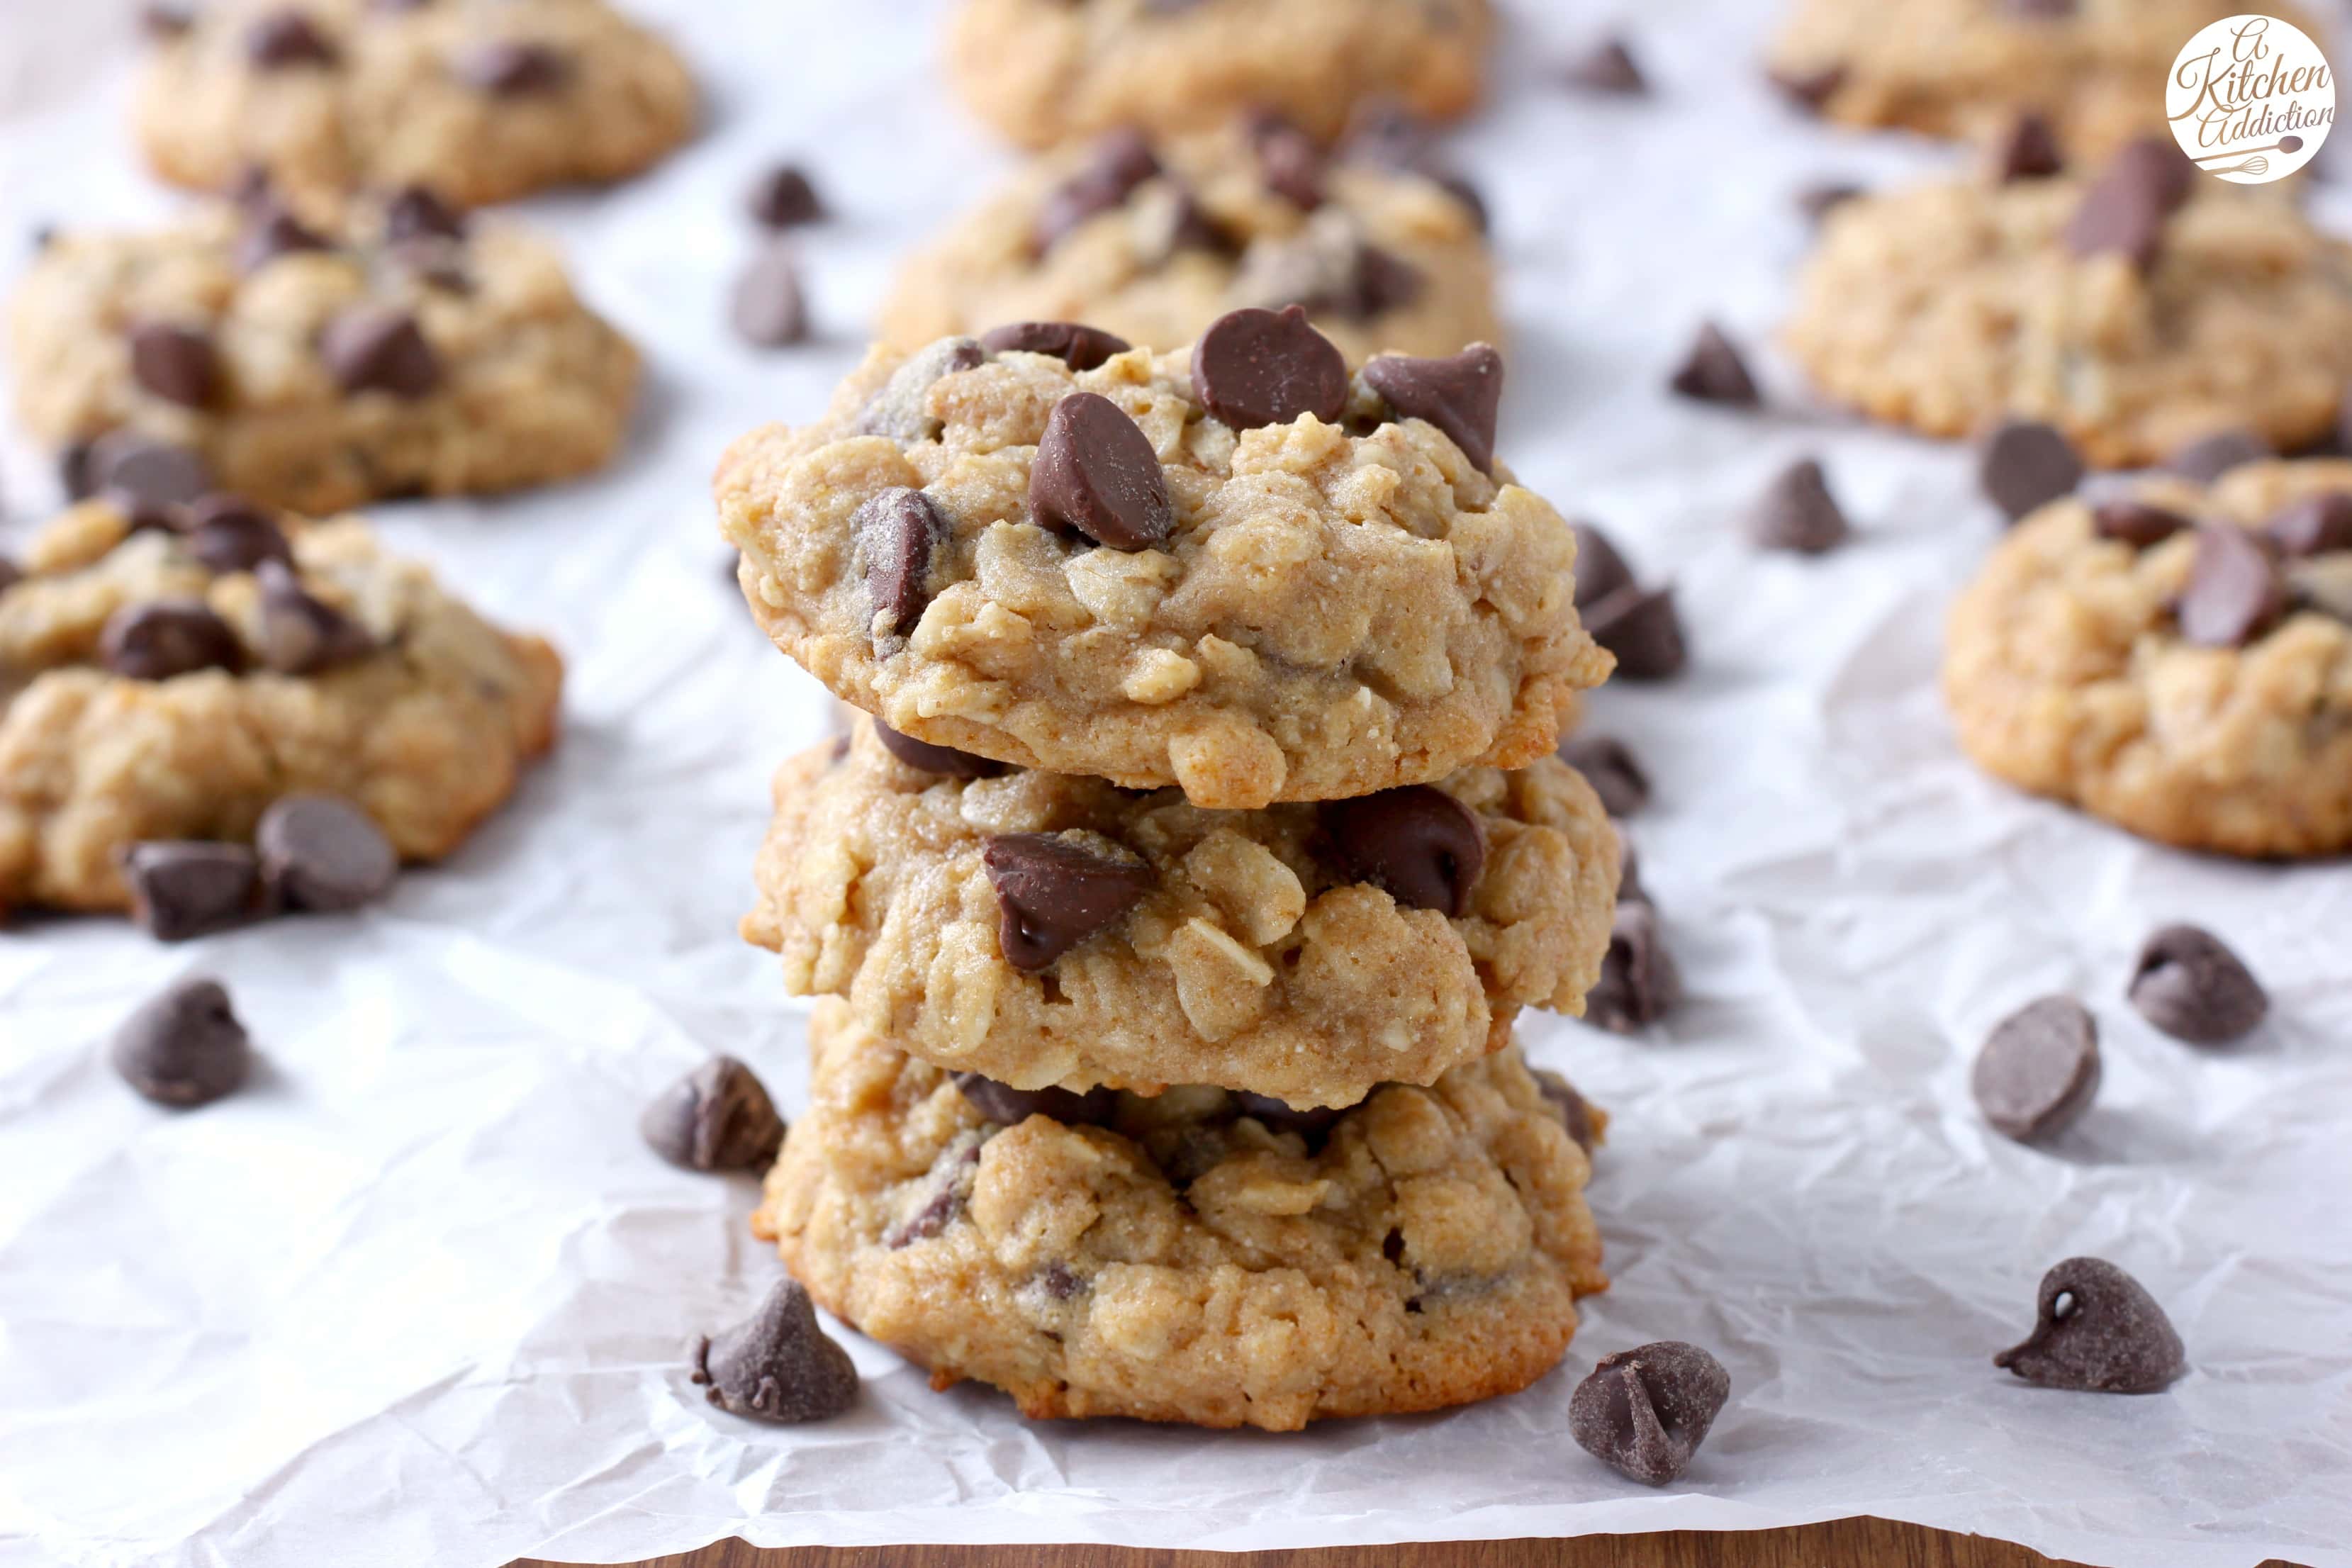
[2168,13,2335,183]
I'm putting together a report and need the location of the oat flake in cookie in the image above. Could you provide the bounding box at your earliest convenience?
[0,498,562,921]
[753,999,1606,1431]
[718,327,1610,810]
[1944,460,2352,856]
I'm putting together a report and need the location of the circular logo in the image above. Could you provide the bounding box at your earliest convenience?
[2168,14,2336,184]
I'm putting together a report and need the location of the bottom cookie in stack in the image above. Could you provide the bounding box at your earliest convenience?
[755,998,1607,1432]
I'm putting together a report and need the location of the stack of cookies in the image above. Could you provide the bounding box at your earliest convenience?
[716,303,1627,1429]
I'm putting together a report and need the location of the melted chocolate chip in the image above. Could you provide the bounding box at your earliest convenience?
[1994,1258,2185,1394]
[1978,419,2083,522]
[981,832,1154,971]
[1320,785,1486,917]
[1230,1092,1346,1141]
[691,1279,858,1424]
[873,719,1005,779]
[1190,305,1348,431]
[955,1072,1119,1128]
[184,495,293,574]
[1362,344,1504,475]
[1569,1342,1732,1485]
[100,600,245,681]
[1972,995,2100,1142]
[849,487,948,638]
[641,1055,787,1172]
[111,978,252,1107]
[1029,392,1174,550]
[128,323,220,408]
[2128,925,2267,1046]
[979,320,1131,370]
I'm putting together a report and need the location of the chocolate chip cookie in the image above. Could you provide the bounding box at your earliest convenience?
[947,0,1492,151]
[1782,148,2352,468]
[753,999,1606,1430]
[10,190,641,515]
[1944,459,2352,856]
[744,720,1620,1107]
[880,119,1498,366]
[135,0,697,208]
[0,495,562,918]
[717,324,1609,810]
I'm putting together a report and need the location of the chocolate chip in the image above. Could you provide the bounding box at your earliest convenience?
[142,4,194,38]
[1771,63,1846,110]
[1191,305,1348,431]
[119,842,269,941]
[2065,138,2193,270]
[2128,925,2266,1045]
[1230,1092,1345,1141]
[1571,521,1635,608]
[730,242,810,347]
[1557,734,1649,817]
[1992,111,2064,181]
[691,1278,858,1424]
[849,487,948,637]
[1532,1068,1598,1154]
[1321,242,1424,322]
[320,306,440,398]
[982,831,1154,970]
[1034,128,1161,252]
[1254,118,1327,208]
[455,40,567,95]
[110,978,252,1107]
[255,793,396,912]
[61,442,95,500]
[2176,526,2287,648]
[2264,492,2352,557]
[1971,995,2100,1142]
[1586,901,1679,1033]
[641,1055,787,1172]
[747,163,824,229]
[2092,498,2191,549]
[1584,583,1688,680]
[383,186,466,243]
[254,559,374,673]
[237,207,331,277]
[2167,428,2270,484]
[88,432,211,513]
[248,10,337,68]
[1562,36,1647,95]
[0,558,21,595]
[1569,1341,1731,1485]
[1038,1262,1084,1299]
[978,320,1132,371]
[184,495,293,573]
[955,1071,1118,1127]
[1614,830,1647,907]
[128,323,220,409]
[1320,785,1486,917]
[873,719,1005,778]
[1747,456,1849,553]
[856,337,984,443]
[100,600,245,681]
[1978,419,2083,522]
[1667,322,1759,406]
[1030,392,1173,551]
[1994,1258,2185,1394]
[1362,344,1504,475]
[1796,180,1864,223]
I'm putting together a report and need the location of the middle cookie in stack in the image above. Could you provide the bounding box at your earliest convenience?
[719,308,1620,1426]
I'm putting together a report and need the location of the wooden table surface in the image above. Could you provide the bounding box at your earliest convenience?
[523,1520,2309,1568]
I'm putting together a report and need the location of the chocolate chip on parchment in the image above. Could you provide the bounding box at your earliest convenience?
[2265,492,2352,557]
[979,320,1132,371]
[383,186,466,243]
[2166,428,2269,485]
[982,831,1155,971]
[1586,901,1679,1034]
[1994,1258,2185,1394]
[641,1055,787,1172]
[128,323,220,409]
[111,978,252,1107]
[729,242,809,347]
[1747,456,1850,554]
[2176,526,2287,648]
[849,487,949,637]
[255,559,374,673]
[1231,1092,1346,1141]
[1614,829,1647,907]
[2091,498,2191,549]
[1192,304,1348,431]
[1584,583,1688,680]
[1033,128,1162,252]
[1971,995,2100,1142]
[255,793,396,912]
[1562,36,1647,95]
[1991,111,2064,182]
[120,842,269,942]
[1569,1341,1731,1485]
[100,600,245,681]
[1557,734,1650,817]
[247,10,338,68]
[1531,1068,1598,1154]
[692,1278,858,1424]
[1770,63,1846,110]
[235,200,331,273]
[184,495,293,573]
[956,1071,1119,1128]
[2065,137,2193,271]
[455,40,568,95]
[1570,521,1635,609]
[320,306,440,398]
[88,431,211,515]
[1667,321,1759,406]
[1030,392,1174,551]
[856,337,985,442]
[1362,343,1504,476]
[1795,180,1864,223]
[2128,925,2267,1045]
[1321,785,1486,917]
[873,719,1005,779]
[1977,418,2082,522]
[746,163,824,230]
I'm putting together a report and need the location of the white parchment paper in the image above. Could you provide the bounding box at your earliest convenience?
[1,4,2348,1566]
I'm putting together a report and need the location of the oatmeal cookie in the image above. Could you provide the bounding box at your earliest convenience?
[946,0,1491,151]
[717,325,1609,810]
[754,999,1606,1430]
[9,191,641,515]
[135,0,696,208]
[0,496,562,917]
[1781,157,2352,468]
[880,120,1498,366]
[1944,459,2352,857]
[744,721,1620,1107]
